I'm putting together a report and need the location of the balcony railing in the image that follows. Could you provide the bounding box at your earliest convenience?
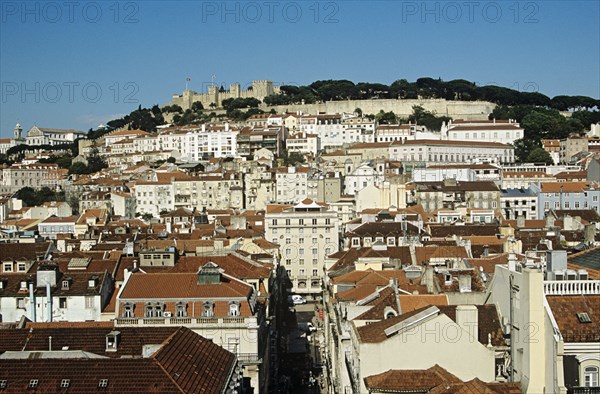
[236,353,261,364]
[569,387,600,394]
[544,280,600,295]
[116,316,253,327]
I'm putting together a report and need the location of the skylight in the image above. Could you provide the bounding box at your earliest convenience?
[577,312,592,323]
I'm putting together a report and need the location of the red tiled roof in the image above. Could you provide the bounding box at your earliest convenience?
[546,295,600,342]
[119,272,253,300]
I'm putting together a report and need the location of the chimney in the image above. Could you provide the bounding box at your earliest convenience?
[29,282,36,322]
[545,214,555,228]
[516,215,525,229]
[214,239,224,250]
[455,305,478,342]
[46,283,52,322]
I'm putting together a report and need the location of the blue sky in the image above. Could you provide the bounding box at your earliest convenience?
[1,0,599,138]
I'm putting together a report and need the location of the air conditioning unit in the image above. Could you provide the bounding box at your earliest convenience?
[163,312,172,318]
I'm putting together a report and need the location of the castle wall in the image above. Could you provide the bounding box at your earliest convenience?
[167,80,278,110]
[166,80,495,120]
[262,99,496,120]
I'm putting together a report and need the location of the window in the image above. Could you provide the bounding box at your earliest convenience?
[299,259,304,265]
[28,380,38,389]
[17,263,26,272]
[312,219,317,225]
[85,296,94,309]
[0,380,6,389]
[229,302,240,316]
[16,298,26,309]
[98,379,108,388]
[585,366,599,387]
[2,263,11,272]
[175,302,187,317]
[60,379,70,388]
[312,269,318,276]
[312,259,318,265]
[202,302,214,317]
[59,297,67,309]
[123,303,134,318]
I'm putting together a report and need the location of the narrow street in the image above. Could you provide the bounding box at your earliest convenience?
[275,301,326,394]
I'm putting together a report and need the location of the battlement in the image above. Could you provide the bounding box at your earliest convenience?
[166,79,277,111]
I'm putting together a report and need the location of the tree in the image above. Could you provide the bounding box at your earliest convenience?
[141,213,154,221]
[191,101,204,112]
[513,138,539,163]
[86,148,108,173]
[375,110,397,124]
[167,157,176,163]
[68,162,88,174]
[526,147,553,165]
[280,150,306,166]
[354,107,363,116]
[15,186,64,207]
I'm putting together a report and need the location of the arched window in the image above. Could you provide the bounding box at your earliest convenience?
[176,302,187,317]
[229,302,240,317]
[585,366,599,387]
[202,302,214,317]
[122,302,134,318]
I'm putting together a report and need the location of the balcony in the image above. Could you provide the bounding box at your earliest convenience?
[236,352,261,364]
[544,280,600,295]
[116,316,253,327]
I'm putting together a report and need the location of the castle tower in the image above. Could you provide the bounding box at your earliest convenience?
[252,80,274,99]
[230,83,241,99]
[13,123,23,140]
[208,85,219,107]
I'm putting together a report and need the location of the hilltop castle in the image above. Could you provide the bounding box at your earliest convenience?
[168,80,280,110]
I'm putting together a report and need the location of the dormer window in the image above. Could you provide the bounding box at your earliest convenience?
[61,279,70,290]
[122,302,134,318]
[144,302,164,318]
[105,331,120,352]
[202,301,214,317]
[28,379,38,389]
[88,277,97,288]
[3,262,12,272]
[19,281,28,291]
[60,379,70,388]
[229,302,240,317]
[176,301,187,317]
